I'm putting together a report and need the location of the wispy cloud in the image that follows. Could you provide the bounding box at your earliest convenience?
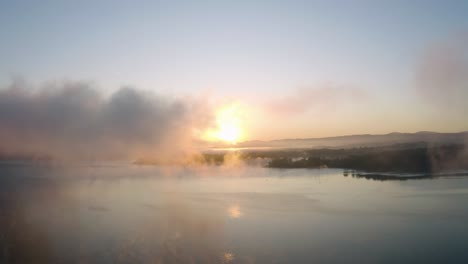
[414,32,468,109]
[265,83,367,116]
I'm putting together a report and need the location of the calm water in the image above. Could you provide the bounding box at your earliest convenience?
[1,165,468,263]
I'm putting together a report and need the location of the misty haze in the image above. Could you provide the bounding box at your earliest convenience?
[1,1,468,264]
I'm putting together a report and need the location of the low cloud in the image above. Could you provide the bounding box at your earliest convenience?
[0,81,212,161]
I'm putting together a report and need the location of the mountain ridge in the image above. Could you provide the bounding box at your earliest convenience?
[232,131,468,149]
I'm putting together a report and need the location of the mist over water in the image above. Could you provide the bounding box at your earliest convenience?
[0,81,214,161]
[1,165,468,264]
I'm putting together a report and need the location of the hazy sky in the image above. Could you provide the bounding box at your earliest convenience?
[1,0,467,140]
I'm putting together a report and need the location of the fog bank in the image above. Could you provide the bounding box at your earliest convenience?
[0,81,212,161]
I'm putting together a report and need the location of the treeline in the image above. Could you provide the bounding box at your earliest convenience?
[265,144,468,173]
[197,143,468,173]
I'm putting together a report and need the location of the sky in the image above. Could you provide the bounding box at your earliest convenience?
[1,0,468,142]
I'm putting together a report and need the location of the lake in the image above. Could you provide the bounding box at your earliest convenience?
[1,164,468,263]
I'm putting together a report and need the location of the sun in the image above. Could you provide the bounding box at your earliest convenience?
[215,105,243,143]
[205,103,244,144]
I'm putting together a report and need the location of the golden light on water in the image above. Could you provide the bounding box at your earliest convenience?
[205,103,244,144]
[228,204,242,219]
[222,251,235,263]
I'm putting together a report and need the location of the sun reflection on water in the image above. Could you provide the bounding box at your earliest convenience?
[228,204,242,219]
[222,251,235,263]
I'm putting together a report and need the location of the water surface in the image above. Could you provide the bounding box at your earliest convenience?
[1,165,468,263]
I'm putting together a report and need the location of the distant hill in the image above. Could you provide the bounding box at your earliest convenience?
[232,131,468,149]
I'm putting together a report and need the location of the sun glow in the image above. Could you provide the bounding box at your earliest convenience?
[205,103,244,144]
